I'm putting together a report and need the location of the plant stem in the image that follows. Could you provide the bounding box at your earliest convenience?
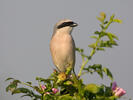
[41,94,43,100]
[78,48,96,78]
[78,58,89,77]
[104,20,113,32]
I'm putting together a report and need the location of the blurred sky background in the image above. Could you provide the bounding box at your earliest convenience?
[1,0,133,100]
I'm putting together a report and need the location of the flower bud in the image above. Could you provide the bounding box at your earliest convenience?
[52,88,59,94]
[40,85,46,91]
[112,82,126,97]
[57,72,66,81]
[112,81,117,90]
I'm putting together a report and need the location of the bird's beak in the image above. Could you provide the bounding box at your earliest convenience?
[71,22,78,27]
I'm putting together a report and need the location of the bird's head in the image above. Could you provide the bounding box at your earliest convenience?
[53,19,78,35]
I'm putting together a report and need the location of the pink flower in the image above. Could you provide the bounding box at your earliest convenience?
[112,81,117,90]
[41,85,46,91]
[112,82,126,97]
[114,87,126,97]
[52,88,59,94]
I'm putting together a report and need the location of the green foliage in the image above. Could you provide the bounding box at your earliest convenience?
[6,13,126,100]
[83,64,113,81]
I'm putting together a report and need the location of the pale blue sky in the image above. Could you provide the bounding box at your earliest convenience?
[1,0,133,100]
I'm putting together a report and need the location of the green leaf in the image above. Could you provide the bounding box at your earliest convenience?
[84,64,106,79]
[91,64,103,78]
[107,32,119,40]
[6,84,16,92]
[75,48,84,53]
[110,40,118,46]
[100,40,117,48]
[107,33,113,41]
[12,88,31,95]
[6,80,21,92]
[26,82,32,85]
[5,77,14,81]
[43,94,54,100]
[96,47,105,51]
[21,94,32,98]
[36,77,51,83]
[103,67,113,81]
[85,84,100,94]
[100,31,107,37]
[58,94,73,100]
[113,19,122,24]
[13,80,21,84]
[94,31,100,35]
[90,36,99,39]
[104,21,108,24]
[33,86,42,94]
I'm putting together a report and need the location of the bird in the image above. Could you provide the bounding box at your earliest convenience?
[50,19,78,73]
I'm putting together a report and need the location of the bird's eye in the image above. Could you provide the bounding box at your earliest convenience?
[57,21,74,29]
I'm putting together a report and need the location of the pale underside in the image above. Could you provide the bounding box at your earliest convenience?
[50,33,75,72]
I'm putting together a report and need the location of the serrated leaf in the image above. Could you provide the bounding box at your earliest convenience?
[107,33,113,41]
[100,40,115,48]
[113,19,122,24]
[108,32,119,40]
[103,67,113,81]
[85,84,100,94]
[5,78,14,81]
[12,88,31,95]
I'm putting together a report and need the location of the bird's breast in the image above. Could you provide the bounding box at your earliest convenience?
[50,33,75,59]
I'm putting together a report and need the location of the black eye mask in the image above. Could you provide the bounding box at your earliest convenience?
[57,21,74,29]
